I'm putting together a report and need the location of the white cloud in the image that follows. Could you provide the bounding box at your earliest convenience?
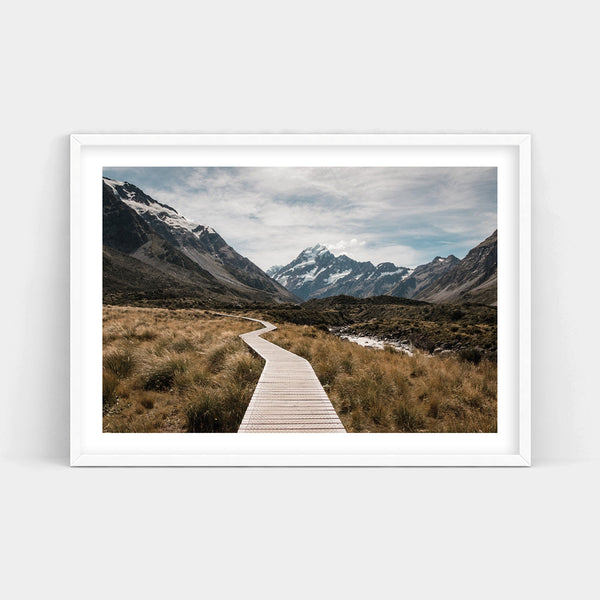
[326,238,366,254]
[105,166,497,271]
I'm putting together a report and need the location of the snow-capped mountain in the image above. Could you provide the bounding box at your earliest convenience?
[269,240,490,303]
[269,244,414,300]
[103,177,298,305]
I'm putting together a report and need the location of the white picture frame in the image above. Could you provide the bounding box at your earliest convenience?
[71,133,531,466]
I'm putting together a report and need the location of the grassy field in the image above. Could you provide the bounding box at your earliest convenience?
[102,306,263,433]
[105,295,496,359]
[265,323,497,433]
[103,305,496,434]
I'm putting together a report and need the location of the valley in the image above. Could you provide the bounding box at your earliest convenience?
[102,172,498,434]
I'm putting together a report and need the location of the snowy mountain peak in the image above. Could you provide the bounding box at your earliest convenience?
[432,255,459,265]
[269,244,412,300]
[268,242,464,301]
[375,262,400,272]
[301,243,329,257]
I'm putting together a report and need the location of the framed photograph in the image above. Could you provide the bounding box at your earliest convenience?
[71,133,530,466]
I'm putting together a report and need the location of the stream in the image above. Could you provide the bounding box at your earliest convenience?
[333,331,414,356]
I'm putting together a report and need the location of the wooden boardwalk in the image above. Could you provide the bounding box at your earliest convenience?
[216,314,346,433]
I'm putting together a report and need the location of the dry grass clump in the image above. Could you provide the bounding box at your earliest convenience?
[265,324,496,433]
[186,354,263,433]
[102,306,263,433]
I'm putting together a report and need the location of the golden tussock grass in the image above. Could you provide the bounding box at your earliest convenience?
[102,306,263,433]
[103,306,496,434]
[264,323,497,433]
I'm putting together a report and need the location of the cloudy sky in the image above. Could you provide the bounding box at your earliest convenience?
[103,166,497,270]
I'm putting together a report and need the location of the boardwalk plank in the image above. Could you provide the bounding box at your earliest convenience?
[214,313,346,433]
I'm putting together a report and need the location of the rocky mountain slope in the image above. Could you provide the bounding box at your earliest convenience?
[416,230,497,305]
[387,255,459,299]
[103,177,298,305]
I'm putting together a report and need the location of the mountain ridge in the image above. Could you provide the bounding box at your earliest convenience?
[269,232,497,305]
[268,244,459,301]
[416,230,497,305]
[102,177,299,305]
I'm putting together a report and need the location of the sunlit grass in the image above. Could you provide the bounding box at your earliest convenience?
[265,323,497,433]
[102,306,263,433]
[103,306,496,434]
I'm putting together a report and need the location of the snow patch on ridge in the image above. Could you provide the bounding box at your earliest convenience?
[292,258,316,270]
[104,177,215,237]
[296,265,322,283]
[122,196,200,234]
[376,268,407,279]
[103,178,125,195]
[325,269,352,284]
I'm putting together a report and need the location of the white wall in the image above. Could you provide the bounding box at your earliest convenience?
[1,1,598,598]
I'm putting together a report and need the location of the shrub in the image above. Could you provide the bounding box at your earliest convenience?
[315,358,339,387]
[229,354,262,385]
[103,348,136,378]
[370,400,387,426]
[186,392,225,432]
[294,341,313,361]
[186,384,250,433]
[144,358,186,391]
[340,353,354,374]
[102,371,119,409]
[221,381,253,425]
[393,402,425,432]
[125,327,157,341]
[206,345,230,373]
[185,360,258,433]
[459,348,483,364]
[302,328,318,338]
[169,337,195,353]
[139,396,155,410]
[409,360,426,378]
[353,375,380,413]
[173,367,211,393]
[350,411,363,432]
[427,397,440,419]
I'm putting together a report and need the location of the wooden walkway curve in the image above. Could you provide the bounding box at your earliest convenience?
[215,314,346,433]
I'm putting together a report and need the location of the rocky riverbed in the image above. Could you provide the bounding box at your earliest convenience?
[330,326,414,356]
